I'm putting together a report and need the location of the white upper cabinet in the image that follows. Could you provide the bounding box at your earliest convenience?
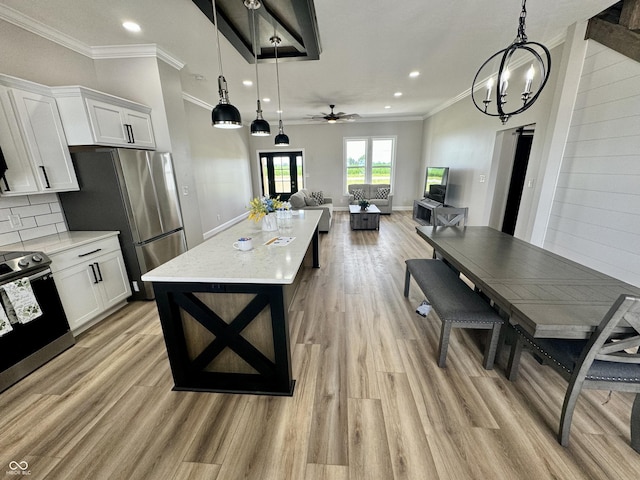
[0,75,78,196]
[53,86,156,149]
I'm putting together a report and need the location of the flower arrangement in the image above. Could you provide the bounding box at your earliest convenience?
[359,199,370,210]
[248,196,284,222]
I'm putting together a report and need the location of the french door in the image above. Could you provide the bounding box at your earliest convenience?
[259,151,303,200]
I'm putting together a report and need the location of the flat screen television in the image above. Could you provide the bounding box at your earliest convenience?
[423,167,449,203]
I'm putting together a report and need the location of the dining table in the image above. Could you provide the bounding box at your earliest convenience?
[415,225,640,451]
[415,226,640,339]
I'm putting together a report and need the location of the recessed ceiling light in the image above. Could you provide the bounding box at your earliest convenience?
[384,105,391,109]
[409,71,420,78]
[262,97,271,103]
[394,92,403,97]
[277,109,283,114]
[242,80,253,87]
[122,21,141,33]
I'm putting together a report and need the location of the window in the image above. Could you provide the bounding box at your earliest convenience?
[344,137,395,192]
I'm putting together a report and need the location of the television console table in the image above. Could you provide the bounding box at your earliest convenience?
[413,198,443,225]
[142,210,322,396]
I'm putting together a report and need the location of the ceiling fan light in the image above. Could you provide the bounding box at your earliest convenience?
[327,119,337,124]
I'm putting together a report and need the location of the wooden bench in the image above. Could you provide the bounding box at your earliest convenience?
[404,259,504,369]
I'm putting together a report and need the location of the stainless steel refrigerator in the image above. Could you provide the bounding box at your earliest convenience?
[59,148,187,300]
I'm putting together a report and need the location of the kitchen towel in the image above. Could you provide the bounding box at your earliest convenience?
[0,303,13,337]
[1,277,42,324]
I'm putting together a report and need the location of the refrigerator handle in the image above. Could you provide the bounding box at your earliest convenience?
[89,263,99,284]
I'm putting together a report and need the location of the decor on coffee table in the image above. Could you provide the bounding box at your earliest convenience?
[349,204,381,230]
[359,199,370,210]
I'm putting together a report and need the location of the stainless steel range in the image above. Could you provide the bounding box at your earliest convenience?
[0,250,75,393]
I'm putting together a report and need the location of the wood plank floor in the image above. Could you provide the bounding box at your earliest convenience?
[2,211,639,479]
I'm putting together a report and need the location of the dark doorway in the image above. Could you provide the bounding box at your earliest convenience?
[259,151,303,201]
[501,128,534,236]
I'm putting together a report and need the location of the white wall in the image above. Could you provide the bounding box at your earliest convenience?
[421,43,563,229]
[248,119,424,209]
[184,100,253,239]
[543,41,640,286]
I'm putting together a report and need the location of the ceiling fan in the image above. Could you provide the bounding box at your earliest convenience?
[309,105,360,123]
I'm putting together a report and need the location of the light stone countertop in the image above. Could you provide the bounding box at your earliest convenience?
[3,231,120,255]
[142,210,322,285]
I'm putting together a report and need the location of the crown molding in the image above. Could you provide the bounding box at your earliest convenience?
[183,93,214,111]
[91,45,185,70]
[0,5,184,70]
[0,4,92,57]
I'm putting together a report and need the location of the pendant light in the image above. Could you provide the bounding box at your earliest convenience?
[246,0,270,136]
[271,35,290,146]
[211,0,242,129]
[471,0,551,124]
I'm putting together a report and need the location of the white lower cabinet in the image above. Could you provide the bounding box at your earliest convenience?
[51,236,131,333]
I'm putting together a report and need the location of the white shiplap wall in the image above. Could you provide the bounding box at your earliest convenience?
[544,41,640,287]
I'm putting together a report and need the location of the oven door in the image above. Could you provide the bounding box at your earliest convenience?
[0,267,74,388]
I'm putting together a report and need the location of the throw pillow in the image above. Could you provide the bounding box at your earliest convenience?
[304,196,318,206]
[311,191,324,205]
[352,188,365,202]
[376,187,390,199]
[289,192,306,209]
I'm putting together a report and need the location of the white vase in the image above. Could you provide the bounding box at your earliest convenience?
[262,212,278,231]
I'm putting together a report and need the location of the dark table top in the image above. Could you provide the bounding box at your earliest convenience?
[416,226,640,338]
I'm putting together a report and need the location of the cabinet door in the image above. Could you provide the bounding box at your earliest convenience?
[0,86,39,195]
[85,98,128,146]
[94,251,131,309]
[10,89,79,192]
[123,109,155,149]
[54,263,103,331]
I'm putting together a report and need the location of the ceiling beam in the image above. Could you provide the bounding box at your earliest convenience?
[620,0,640,30]
[586,16,640,63]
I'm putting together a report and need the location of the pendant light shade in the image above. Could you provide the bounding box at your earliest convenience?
[211,0,242,129]
[247,1,271,136]
[212,76,242,128]
[271,35,290,146]
[274,120,289,145]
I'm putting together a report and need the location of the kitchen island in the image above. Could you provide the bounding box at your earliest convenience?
[142,210,321,395]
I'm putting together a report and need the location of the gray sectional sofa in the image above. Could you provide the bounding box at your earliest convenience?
[288,189,333,232]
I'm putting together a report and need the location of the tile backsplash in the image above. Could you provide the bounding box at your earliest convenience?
[0,193,67,246]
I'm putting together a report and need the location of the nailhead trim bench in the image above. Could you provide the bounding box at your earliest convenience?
[404,259,504,369]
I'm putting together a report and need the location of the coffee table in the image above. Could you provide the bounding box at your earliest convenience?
[349,204,381,230]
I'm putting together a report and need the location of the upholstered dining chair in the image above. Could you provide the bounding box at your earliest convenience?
[507,294,640,450]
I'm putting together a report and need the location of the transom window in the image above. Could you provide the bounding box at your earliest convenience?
[344,137,396,193]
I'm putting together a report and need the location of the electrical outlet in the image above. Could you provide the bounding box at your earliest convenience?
[132,281,140,292]
[182,185,189,195]
[527,179,535,188]
[479,175,486,183]
[217,214,222,221]
[8,214,22,228]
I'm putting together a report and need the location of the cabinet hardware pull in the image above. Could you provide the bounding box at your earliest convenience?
[1,176,9,192]
[124,124,134,143]
[39,166,51,188]
[94,262,103,282]
[89,263,99,284]
[78,248,102,257]
[129,124,135,144]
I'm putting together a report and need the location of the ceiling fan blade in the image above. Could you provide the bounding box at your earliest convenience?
[335,112,346,116]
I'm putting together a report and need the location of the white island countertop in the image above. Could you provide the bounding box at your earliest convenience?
[142,210,321,285]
